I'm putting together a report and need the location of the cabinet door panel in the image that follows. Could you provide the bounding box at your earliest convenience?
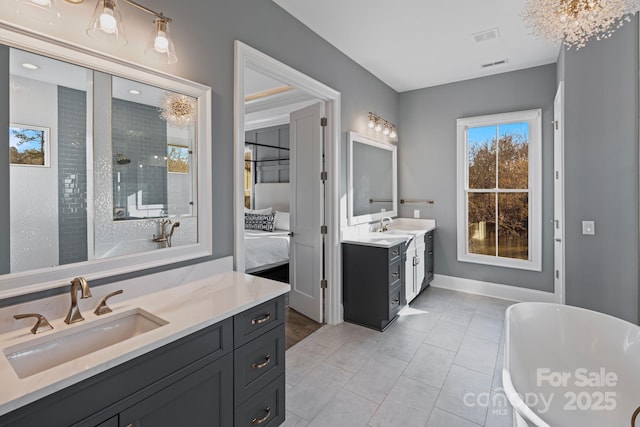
[120,353,233,427]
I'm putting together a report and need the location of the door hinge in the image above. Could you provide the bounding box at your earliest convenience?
[555,171,559,179]
[320,225,328,235]
[556,270,560,279]
[553,120,559,130]
[320,171,328,181]
[320,117,328,127]
[320,279,328,289]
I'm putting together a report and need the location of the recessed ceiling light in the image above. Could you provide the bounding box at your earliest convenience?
[21,63,39,70]
[129,89,141,95]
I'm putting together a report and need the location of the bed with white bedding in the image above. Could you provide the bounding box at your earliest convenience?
[244,229,290,273]
[244,182,291,276]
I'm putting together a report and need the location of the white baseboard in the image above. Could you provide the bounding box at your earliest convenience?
[431,274,557,303]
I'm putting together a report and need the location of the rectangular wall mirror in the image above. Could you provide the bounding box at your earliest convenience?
[0,24,211,297]
[347,131,397,225]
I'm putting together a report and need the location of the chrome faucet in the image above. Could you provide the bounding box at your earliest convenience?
[65,277,92,324]
[379,216,393,232]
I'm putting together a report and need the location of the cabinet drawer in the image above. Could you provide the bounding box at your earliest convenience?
[234,374,285,427]
[389,283,403,319]
[234,325,285,405]
[234,296,285,348]
[388,259,402,286]
[388,244,403,263]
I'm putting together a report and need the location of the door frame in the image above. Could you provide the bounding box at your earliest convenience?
[233,41,343,325]
[554,81,566,304]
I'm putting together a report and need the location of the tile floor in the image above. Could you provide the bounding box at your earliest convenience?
[283,286,516,427]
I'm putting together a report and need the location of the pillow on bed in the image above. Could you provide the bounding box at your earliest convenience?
[245,213,276,232]
[244,207,273,215]
[274,211,290,231]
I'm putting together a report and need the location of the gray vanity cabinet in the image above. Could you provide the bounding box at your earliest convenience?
[0,295,286,427]
[342,242,406,331]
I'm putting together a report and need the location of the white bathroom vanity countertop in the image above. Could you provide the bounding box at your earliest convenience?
[0,272,290,416]
[342,218,436,248]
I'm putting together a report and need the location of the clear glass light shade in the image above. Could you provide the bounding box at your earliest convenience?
[374,123,382,132]
[145,19,178,64]
[16,0,62,24]
[86,0,127,47]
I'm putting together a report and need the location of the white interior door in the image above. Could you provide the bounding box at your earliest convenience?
[290,102,324,323]
[554,82,565,303]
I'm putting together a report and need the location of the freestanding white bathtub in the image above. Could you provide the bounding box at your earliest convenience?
[503,303,640,427]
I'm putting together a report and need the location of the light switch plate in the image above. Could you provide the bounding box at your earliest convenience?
[582,220,595,235]
[413,210,420,219]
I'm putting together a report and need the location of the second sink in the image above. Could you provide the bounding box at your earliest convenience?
[4,308,168,379]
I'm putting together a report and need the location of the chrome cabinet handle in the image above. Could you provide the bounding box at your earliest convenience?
[391,249,399,256]
[94,290,123,316]
[428,251,433,255]
[252,407,271,425]
[13,313,53,335]
[391,272,399,278]
[392,299,400,305]
[252,355,272,370]
[251,313,271,325]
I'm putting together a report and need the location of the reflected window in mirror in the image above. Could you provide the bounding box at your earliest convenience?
[9,48,91,273]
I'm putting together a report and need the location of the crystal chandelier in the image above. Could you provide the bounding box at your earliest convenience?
[523,0,639,49]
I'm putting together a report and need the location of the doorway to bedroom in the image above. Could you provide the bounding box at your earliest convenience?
[234,41,342,346]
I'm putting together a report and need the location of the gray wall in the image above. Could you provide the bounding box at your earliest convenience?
[0,45,8,275]
[58,86,88,265]
[398,64,557,292]
[0,0,398,303]
[562,19,639,323]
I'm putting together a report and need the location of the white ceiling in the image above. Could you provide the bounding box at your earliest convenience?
[272,0,561,92]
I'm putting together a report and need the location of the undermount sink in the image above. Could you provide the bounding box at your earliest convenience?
[4,308,168,379]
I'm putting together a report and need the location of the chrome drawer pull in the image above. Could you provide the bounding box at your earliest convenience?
[428,251,433,255]
[251,313,271,325]
[392,299,400,305]
[391,272,399,278]
[252,355,272,370]
[252,407,271,425]
[391,249,399,256]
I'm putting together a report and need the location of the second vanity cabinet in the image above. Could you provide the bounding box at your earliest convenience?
[0,296,286,427]
[342,242,406,331]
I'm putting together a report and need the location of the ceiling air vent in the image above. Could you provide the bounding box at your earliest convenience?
[482,59,508,68]
[472,28,500,43]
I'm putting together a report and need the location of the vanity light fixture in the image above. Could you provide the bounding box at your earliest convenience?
[19,0,180,63]
[367,112,398,142]
[82,0,178,63]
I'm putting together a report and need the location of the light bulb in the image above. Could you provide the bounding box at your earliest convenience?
[374,123,382,132]
[383,127,390,136]
[99,7,117,34]
[154,31,169,53]
[368,119,375,129]
[30,0,50,5]
[390,130,397,139]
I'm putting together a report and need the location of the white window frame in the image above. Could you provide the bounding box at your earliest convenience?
[456,109,542,271]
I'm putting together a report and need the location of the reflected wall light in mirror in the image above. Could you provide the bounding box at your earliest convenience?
[0,22,212,299]
[347,131,398,226]
[16,0,178,63]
